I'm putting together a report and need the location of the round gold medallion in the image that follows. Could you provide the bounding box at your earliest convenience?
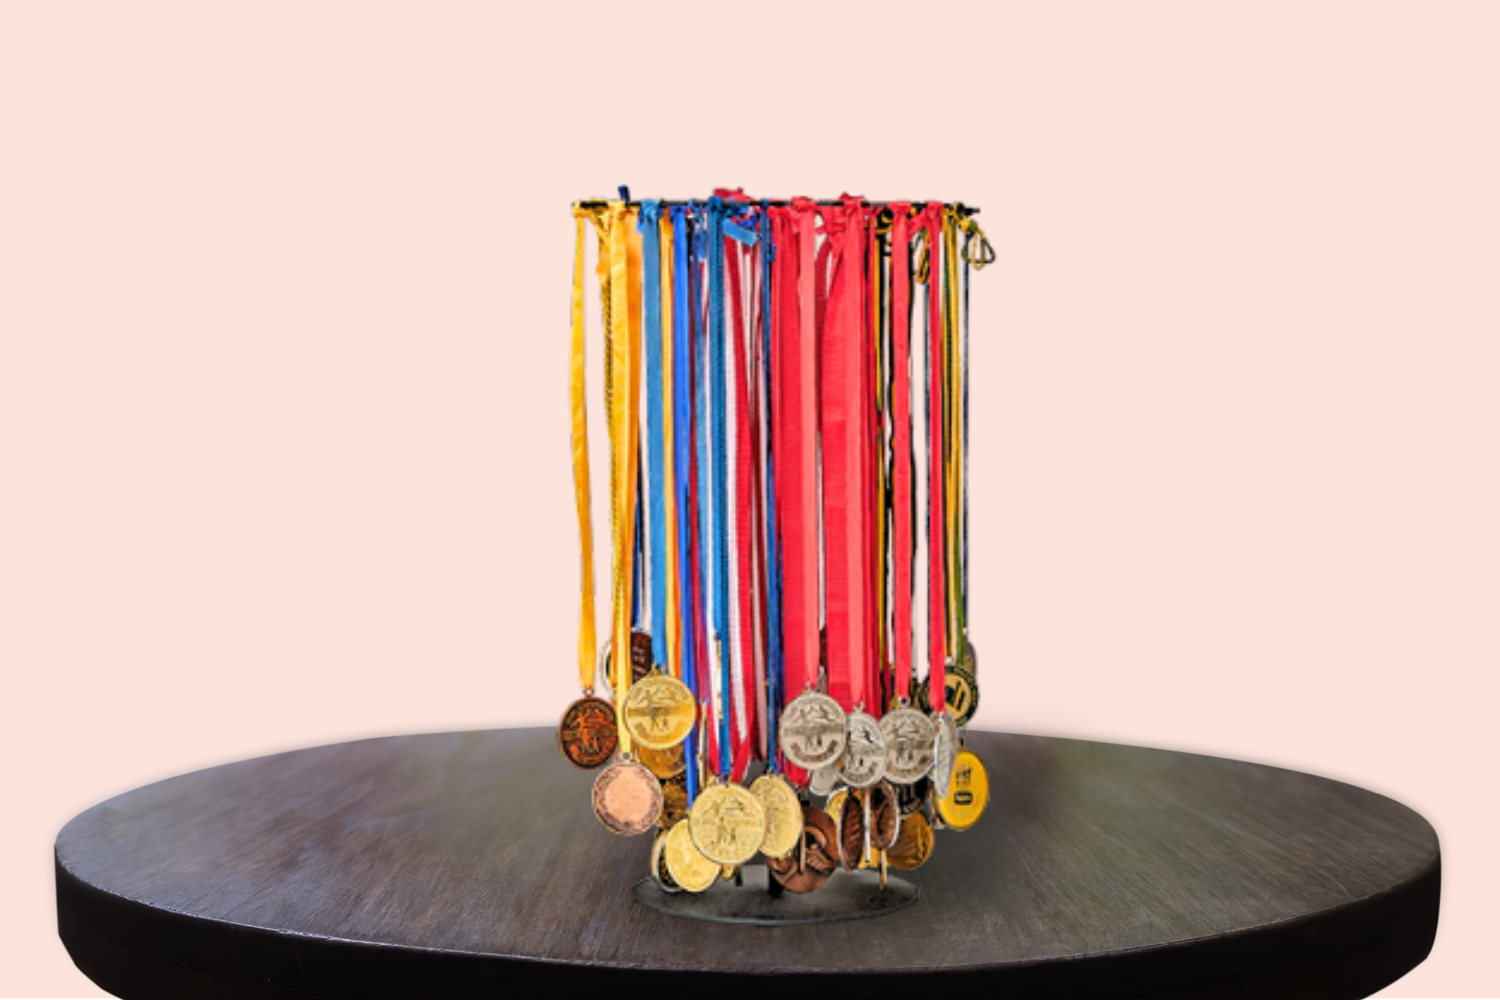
[639,741,687,779]
[750,772,802,859]
[688,782,767,865]
[658,772,688,828]
[935,749,989,830]
[622,671,696,750]
[887,811,935,868]
[663,819,718,892]
[591,759,663,836]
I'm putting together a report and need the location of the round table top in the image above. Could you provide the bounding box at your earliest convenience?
[56,728,1439,1000]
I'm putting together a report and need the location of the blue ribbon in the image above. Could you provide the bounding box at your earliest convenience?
[638,202,667,669]
[670,205,699,805]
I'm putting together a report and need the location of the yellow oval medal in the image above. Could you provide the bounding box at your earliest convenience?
[621,672,696,750]
[663,820,718,893]
[935,749,989,830]
[750,773,802,859]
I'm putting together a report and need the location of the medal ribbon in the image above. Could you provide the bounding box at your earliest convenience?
[669,205,700,800]
[914,202,947,712]
[568,207,600,693]
[639,202,669,670]
[760,203,784,769]
[888,204,915,703]
[943,209,963,656]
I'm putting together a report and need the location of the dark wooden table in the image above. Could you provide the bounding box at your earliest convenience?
[56,728,1439,999]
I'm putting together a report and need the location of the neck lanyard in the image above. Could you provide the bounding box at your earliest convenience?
[887,204,915,705]
[639,202,669,671]
[759,204,784,769]
[914,203,947,713]
[568,207,603,694]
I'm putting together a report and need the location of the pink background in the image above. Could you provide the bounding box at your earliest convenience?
[2,2,1496,996]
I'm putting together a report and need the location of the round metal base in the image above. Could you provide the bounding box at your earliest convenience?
[632,865,919,925]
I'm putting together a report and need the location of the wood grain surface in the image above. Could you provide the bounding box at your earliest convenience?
[55,728,1440,999]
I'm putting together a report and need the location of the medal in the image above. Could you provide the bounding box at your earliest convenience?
[837,789,866,871]
[932,710,959,798]
[622,670,696,750]
[945,658,979,727]
[778,690,847,770]
[935,748,989,830]
[557,696,617,769]
[808,760,841,797]
[839,708,887,788]
[592,758,663,836]
[886,811,935,869]
[880,706,937,784]
[687,782,766,866]
[663,819,719,893]
[766,805,838,893]
[750,772,802,859]
[638,741,686,780]
[895,776,930,816]
[650,830,682,894]
[658,772,688,828]
[867,779,901,851]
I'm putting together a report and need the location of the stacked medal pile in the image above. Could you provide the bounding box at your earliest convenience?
[561,188,994,896]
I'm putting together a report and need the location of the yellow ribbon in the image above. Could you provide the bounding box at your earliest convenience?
[569,206,603,693]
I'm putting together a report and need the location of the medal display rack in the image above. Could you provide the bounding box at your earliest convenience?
[564,188,994,916]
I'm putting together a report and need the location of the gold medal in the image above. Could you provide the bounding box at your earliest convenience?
[778,690,847,770]
[880,706,937,783]
[658,772,688,828]
[557,696,618,769]
[591,759,663,836]
[663,819,718,893]
[886,811,935,869]
[688,782,766,865]
[946,659,979,727]
[639,741,686,779]
[839,709,887,788]
[650,830,682,894]
[750,772,802,859]
[622,670,696,750]
[935,748,989,830]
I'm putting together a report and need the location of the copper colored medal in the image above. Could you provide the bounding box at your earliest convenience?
[591,759,663,836]
[838,790,866,871]
[557,696,618,769]
[630,630,654,684]
[767,806,839,893]
[867,780,901,851]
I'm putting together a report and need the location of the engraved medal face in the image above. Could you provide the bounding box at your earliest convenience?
[932,711,959,799]
[750,773,802,859]
[688,783,767,865]
[946,660,979,727]
[558,696,618,769]
[650,830,682,893]
[895,776,930,816]
[664,819,718,893]
[868,779,901,851]
[838,789,866,870]
[880,707,937,783]
[887,811,934,869]
[658,773,688,828]
[622,672,696,750]
[839,710,887,788]
[592,759,663,836]
[809,760,841,797]
[779,691,847,769]
[766,806,838,893]
[936,749,989,831]
[639,741,686,779]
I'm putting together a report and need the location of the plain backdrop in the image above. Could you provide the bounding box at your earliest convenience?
[2,2,1496,996]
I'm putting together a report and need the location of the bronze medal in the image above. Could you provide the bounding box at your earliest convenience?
[839,709,887,788]
[622,670,697,750]
[557,696,618,769]
[880,706,937,783]
[767,806,838,893]
[688,782,766,866]
[778,690,848,770]
[750,772,802,859]
[838,789,866,870]
[886,810,935,869]
[591,759,663,836]
[664,819,719,893]
[630,629,654,684]
[639,741,686,779]
[658,772,688,828]
[867,779,901,851]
